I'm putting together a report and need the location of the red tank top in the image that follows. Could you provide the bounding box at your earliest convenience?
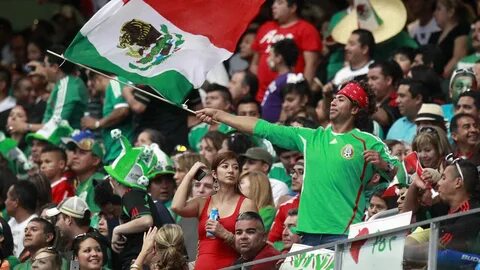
[194,195,246,270]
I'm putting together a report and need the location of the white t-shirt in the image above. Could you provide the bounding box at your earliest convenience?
[8,214,38,257]
[332,61,373,87]
[269,178,289,206]
[408,18,441,45]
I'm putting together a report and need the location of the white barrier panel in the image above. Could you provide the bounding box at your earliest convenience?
[341,211,412,270]
[279,244,334,270]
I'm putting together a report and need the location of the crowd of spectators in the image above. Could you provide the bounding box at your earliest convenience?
[3,0,480,269]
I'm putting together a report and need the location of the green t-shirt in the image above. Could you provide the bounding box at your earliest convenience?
[43,75,88,129]
[268,162,291,188]
[188,122,233,152]
[76,172,105,213]
[253,120,399,235]
[102,79,134,164]
[259,205,276,232]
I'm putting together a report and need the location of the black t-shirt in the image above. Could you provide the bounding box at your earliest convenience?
[133,87,188,155]
[429,23,470,68]
[119,189,162,267]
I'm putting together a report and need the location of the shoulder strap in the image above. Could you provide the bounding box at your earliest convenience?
[234,196,246,214]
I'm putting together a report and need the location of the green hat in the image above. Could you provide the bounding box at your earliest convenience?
[0,132,17,159]
[26,117,73,146]
[147,144,175,179]
[104,129,158,190]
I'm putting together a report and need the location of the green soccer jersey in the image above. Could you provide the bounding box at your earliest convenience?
[102,79,134,164]
[188,122,233,152]
[254,120,400,235]
[76,172,105,213]
[43,75,87,129]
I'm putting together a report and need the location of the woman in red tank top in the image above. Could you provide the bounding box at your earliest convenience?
[172,151,257,270]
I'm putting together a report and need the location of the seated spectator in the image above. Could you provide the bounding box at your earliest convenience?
[412,45,445,76]
[412,126,451,173]
[241,147,289,205]
[219,132,255,156]
[6,105,28,151]
[237,96,261,118]
[404,159,480,266]
[229,70,258,108]
[430,0,471,78]
[72,233,105,270]
[39,146,74,204]
[384,140,408,161]
[387,79,428,143]
[63,130,105,213]
[365,190,388,221]
[131,225,188,270]
[268,158,303,249]
[393,47,416,77]
[279,76,311,123]
[414,103,447,132]
[282,209,300,253]
[233,211,280,269]
[450,113,480,166]
[191,172,215,199]
[173,152,208,186]
[0,217,18,269]
[134,128,165,148]
[15,217,55,266]
[5,181,38,257]
[261,39,298,123]
[172,151,257,270]
[93,180,122,221]
[199,130,226,165]
[31,247,62,270]
[239,171,276,231]
[456,18,480,70]
[104,131,164,269]
[28,174,52,214]
[443,68,478,122]
[454,91,480,119]
[277,156,304,205]
[408,65,445,104]
[27,74,49,125]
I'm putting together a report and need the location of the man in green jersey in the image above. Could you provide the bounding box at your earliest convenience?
[81,72,133,164]
[9,45,87,134]
[196,80,400,246]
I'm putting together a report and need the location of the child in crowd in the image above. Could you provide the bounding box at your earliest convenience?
[39,146,74,204]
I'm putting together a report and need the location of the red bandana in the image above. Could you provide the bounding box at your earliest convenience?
[338,82,369,109]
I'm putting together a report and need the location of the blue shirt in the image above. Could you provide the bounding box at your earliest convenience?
[386,116,417,143]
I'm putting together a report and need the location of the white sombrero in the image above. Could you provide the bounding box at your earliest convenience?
[331,0,407,44]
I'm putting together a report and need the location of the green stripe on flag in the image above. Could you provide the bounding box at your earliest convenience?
[65,33,193,105]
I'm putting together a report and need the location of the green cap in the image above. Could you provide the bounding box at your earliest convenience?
[147,144,175,179]
[26,117,73,146]
[104,129,158,190]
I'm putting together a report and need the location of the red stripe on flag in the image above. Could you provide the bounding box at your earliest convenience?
[144,0,264,52]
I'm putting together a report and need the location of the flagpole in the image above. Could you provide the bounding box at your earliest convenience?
[46,50,196,115]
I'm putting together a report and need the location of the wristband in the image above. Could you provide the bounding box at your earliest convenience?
[95,120,100,129]
[27,123,32,131]
[130,264,140,269]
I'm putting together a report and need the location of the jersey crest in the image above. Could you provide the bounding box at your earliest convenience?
[341,144,354,159]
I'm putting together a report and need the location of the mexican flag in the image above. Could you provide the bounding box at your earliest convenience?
[65,0,264,104]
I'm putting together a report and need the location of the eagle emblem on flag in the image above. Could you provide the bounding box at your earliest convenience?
[117,19,185,71]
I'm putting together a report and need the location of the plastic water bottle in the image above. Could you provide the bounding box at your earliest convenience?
[207,208,219,238]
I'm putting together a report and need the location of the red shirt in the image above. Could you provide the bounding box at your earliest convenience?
[268,195,300,243]
[252,20,322,102]
[51,177,75,204]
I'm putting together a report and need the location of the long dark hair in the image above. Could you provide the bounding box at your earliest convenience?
[0,217,14,262]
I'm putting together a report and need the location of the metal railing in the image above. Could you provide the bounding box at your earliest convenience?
[224,207,480,270]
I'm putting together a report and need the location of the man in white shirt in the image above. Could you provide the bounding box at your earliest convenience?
[5,181,38,257]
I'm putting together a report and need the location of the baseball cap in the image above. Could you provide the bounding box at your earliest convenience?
[62,130,104,159]
[45,196,90,219]
[241,147,273,166]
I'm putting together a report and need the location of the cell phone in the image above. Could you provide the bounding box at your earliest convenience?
[194,168,207,181]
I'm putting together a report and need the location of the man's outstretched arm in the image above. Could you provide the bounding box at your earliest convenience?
[196,108,259,134]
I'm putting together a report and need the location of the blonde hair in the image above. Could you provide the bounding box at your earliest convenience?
[240,171,274,209]
[152,224,187,270]
[175,153,209,172]
[412,126,452,167]
[33,247,62,270]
